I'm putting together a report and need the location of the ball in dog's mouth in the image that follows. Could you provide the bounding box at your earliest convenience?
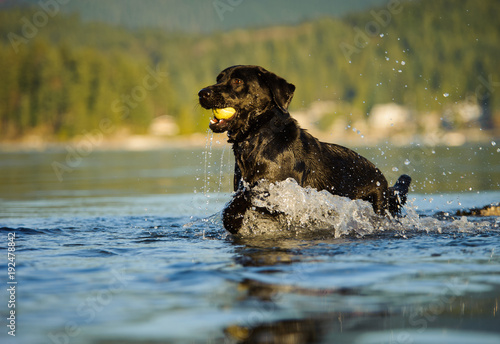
[212,107,236,120]
[210,107,236,126]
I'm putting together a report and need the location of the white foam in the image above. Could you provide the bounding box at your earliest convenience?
[237,178,379,237]
[234,178,494,237]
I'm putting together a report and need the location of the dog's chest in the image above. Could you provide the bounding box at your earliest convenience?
[233,140,265,172]
[232,139,298,184]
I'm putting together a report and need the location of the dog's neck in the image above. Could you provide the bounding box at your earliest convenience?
[229,109,300,187]
[227,107,289,144]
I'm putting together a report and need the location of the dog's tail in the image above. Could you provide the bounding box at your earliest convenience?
[388,174,412,216]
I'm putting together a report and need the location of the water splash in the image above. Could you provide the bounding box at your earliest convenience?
[203,130,215,199]
[234,179,378,237]
[191,130,216,219]
[217,142,230,193]
[193,131,234,224]
[234,178,495,237]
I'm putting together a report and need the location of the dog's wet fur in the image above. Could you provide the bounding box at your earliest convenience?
[199,65,411,234]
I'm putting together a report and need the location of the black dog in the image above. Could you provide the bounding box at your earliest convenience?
[199,65,411,234]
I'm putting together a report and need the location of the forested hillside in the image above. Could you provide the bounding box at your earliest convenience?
[0,0,498,140]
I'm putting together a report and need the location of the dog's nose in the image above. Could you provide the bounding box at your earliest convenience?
[198,88,212,99]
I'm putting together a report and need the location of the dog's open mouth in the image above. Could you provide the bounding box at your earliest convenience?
[209,107,236,131]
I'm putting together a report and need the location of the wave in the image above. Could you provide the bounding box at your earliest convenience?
[235,178,496,237]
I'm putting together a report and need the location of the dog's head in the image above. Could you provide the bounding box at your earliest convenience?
[198,65,295,137]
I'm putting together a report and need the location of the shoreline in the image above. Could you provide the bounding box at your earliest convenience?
[0,133,230,153]
[0,129,498,153]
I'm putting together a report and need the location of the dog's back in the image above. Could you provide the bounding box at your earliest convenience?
[282,122,408,216]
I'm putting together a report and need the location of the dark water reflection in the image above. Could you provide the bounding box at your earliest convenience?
[224,232,500,344]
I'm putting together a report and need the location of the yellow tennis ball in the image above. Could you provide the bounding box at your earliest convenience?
[212,107,236,120]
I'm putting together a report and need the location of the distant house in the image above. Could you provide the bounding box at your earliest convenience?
[368,103,412,131]
[442,98,481,129]
[149,115,179,136]
[291,101,338,128]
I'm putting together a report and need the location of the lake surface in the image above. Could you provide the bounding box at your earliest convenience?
[1,140,499,344]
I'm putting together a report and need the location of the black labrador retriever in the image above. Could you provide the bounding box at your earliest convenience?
[198,65,411,234]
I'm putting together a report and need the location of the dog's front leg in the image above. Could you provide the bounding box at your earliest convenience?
[223,187,251,234]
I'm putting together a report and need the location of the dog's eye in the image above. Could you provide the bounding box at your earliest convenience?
[232,79,243,85]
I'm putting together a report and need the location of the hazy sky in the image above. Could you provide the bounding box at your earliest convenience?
[3,0,391,32]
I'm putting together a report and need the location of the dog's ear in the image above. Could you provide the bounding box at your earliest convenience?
[259,68,295,111]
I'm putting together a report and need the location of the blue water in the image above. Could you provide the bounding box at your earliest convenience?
[0,145,499,344]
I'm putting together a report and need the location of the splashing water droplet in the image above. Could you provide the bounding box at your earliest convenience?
[404,159,410,165]
[392,167,399,172]
[443,93,450,97]
[492,141,497,146]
